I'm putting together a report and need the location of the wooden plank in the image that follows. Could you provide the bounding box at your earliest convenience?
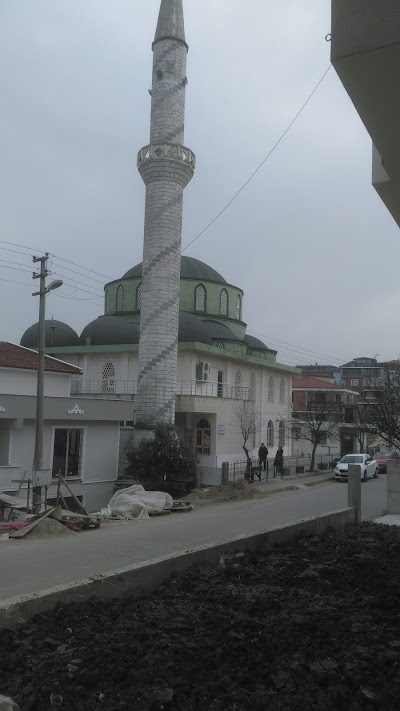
[0,493,27,509]
[9,508,56,539]
[58,473,88,516]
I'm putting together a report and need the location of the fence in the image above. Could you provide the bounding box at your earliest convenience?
[203,454,338,486]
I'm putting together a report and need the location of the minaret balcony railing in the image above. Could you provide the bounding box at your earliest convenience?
[137,143,196,169]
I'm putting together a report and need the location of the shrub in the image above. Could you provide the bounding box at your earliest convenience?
[124,423,197,498]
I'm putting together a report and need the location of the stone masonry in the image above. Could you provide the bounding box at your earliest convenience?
[135,0,195,426]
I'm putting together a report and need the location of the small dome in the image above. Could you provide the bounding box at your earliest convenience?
[201,319,239,341]
[178,313,212,345]
[20,320,80,349]
[122,256,227,284]
[80,316,139,346]
[245,334,277,354]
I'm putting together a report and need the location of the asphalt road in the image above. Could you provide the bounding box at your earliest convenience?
[0,475,388,602]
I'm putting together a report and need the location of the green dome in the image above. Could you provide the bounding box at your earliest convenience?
[80,316,140,346]
[20,320,80,348]
[122,256,226,284]
[179,313,212,345]
[201,319,239,341]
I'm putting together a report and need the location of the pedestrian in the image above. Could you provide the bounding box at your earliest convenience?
[258,442,268,472]
[274,445,284,478]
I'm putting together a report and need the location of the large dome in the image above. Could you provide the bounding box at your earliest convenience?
[122,256,227,284]
[179,313,212,345]
[20,320,80,349]
[80,316,140,346]
[201,319,239,341]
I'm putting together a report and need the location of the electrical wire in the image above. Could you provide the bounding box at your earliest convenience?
[182,65,332,252]
[247,328,345,365]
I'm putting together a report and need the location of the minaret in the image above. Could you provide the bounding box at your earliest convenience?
[136,0,195,427]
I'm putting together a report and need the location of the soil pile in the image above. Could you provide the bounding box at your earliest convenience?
[188,479,264,506]
[1,522,400,710]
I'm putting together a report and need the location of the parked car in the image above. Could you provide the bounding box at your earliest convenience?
[334,453,378,482]
[373,451,400,473]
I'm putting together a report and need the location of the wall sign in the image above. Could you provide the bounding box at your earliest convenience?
[218,425,225,436]
[0,406,5,413]
[68,404,85,415]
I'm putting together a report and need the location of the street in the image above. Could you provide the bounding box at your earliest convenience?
[0,476,388,602]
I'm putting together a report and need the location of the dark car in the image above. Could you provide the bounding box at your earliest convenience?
[374,451,400,473]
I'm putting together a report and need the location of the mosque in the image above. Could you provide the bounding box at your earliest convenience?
[20,0,296,472]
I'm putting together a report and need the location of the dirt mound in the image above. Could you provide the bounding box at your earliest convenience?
[188,478,264,506]
[26,518,76,539]
[1,523,400,710]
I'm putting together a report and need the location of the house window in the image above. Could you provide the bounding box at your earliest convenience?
[52,429,84,479]
[235,370,242,399]
[196,418,211,455]
[351,379,359,386]
[267,420,274,448]
[219,289,229,316]
[0,428,11,465]
[268,377,274,403]
[249,373,256,401]
[279,379,285,404]
[278,420,286,446]
[116,284,124,312]
[236,295,241,320]
[102,362,116,392]
[136,283,142,310]
[195,284,206,312]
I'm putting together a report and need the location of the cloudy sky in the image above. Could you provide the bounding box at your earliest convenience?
[0,0,398,368]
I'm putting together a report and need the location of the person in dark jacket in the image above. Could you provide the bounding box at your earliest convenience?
[258,443,268,471]
[274,445,284,477]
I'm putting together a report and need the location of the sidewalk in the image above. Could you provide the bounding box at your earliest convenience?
[252,468,334,493]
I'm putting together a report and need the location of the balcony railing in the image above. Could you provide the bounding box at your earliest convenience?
[70,377,251,401]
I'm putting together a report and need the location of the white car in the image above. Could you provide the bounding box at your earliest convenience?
[334,453,379,482]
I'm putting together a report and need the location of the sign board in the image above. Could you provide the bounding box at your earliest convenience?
[218,425,225,436]
[32,469,52,487]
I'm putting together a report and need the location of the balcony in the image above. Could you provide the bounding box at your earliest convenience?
[70,377,251,401]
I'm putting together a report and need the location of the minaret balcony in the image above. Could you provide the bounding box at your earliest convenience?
[137,143,196,170]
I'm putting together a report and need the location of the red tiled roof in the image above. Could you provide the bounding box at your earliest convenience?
[292,377,353,391]
[0,342,81,374]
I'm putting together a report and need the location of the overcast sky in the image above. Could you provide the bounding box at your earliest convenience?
[0,0,398,368]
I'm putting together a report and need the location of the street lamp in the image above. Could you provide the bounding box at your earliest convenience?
[32,255,63,514]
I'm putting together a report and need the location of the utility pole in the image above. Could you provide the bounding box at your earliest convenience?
[32,254,63,514]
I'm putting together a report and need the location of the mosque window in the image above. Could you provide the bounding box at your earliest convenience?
[238,345,243,358]
[196,418,211,456]
[195,284,206,312]
[261,352,266,359]
[235,370,242,399]
[116,285,124,312]
[104,289,109,314]
[268,377,274,403]
[279,379,286,404]
[136,283,142,310]
[219,289,228,317]
[279,420,286,446]
[249,373,256,401]
[267,420,274,448]
[102,362,116,393]
[236,295,241,320]
[217,342,224,349]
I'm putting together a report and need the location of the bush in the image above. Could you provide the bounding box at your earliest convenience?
[124,423,197,498]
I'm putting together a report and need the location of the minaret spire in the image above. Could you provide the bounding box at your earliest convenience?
[135,0,195,427]
[154,0,187,48]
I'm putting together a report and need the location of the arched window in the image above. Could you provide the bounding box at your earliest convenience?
[279,420,286,446]
[249,373,256,401]
[219,288,229,316]
[196,418,211,455]
[267,420,274,448]
[235,370,242,399]
[102,362,116,393]
[268,377,274,403]
[217,342,224,349]
[104,289,108,314]
[136,283,142,310]
[279,379,285,404]
[236,294,241,320]
[238,345,243,358]
[195,284,206,312]
[116,284,124,312]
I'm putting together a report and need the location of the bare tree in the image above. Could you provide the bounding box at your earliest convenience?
[358,375,400,451]
[234,400,261,475]
[292,400,340,472]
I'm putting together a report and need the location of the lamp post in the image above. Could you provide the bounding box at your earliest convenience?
[32,254,63,514]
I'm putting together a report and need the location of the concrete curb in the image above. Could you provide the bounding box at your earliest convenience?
[0,508,354,628]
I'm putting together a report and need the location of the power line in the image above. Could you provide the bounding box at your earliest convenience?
[247,328,345,365]
[182,65,332,252]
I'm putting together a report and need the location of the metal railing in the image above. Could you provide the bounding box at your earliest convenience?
[70,377,250,400]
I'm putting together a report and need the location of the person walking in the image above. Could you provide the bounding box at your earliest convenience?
[274,445,284,478]
[258,443,268,472]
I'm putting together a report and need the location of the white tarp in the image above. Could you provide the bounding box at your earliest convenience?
[98,485,173,520]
